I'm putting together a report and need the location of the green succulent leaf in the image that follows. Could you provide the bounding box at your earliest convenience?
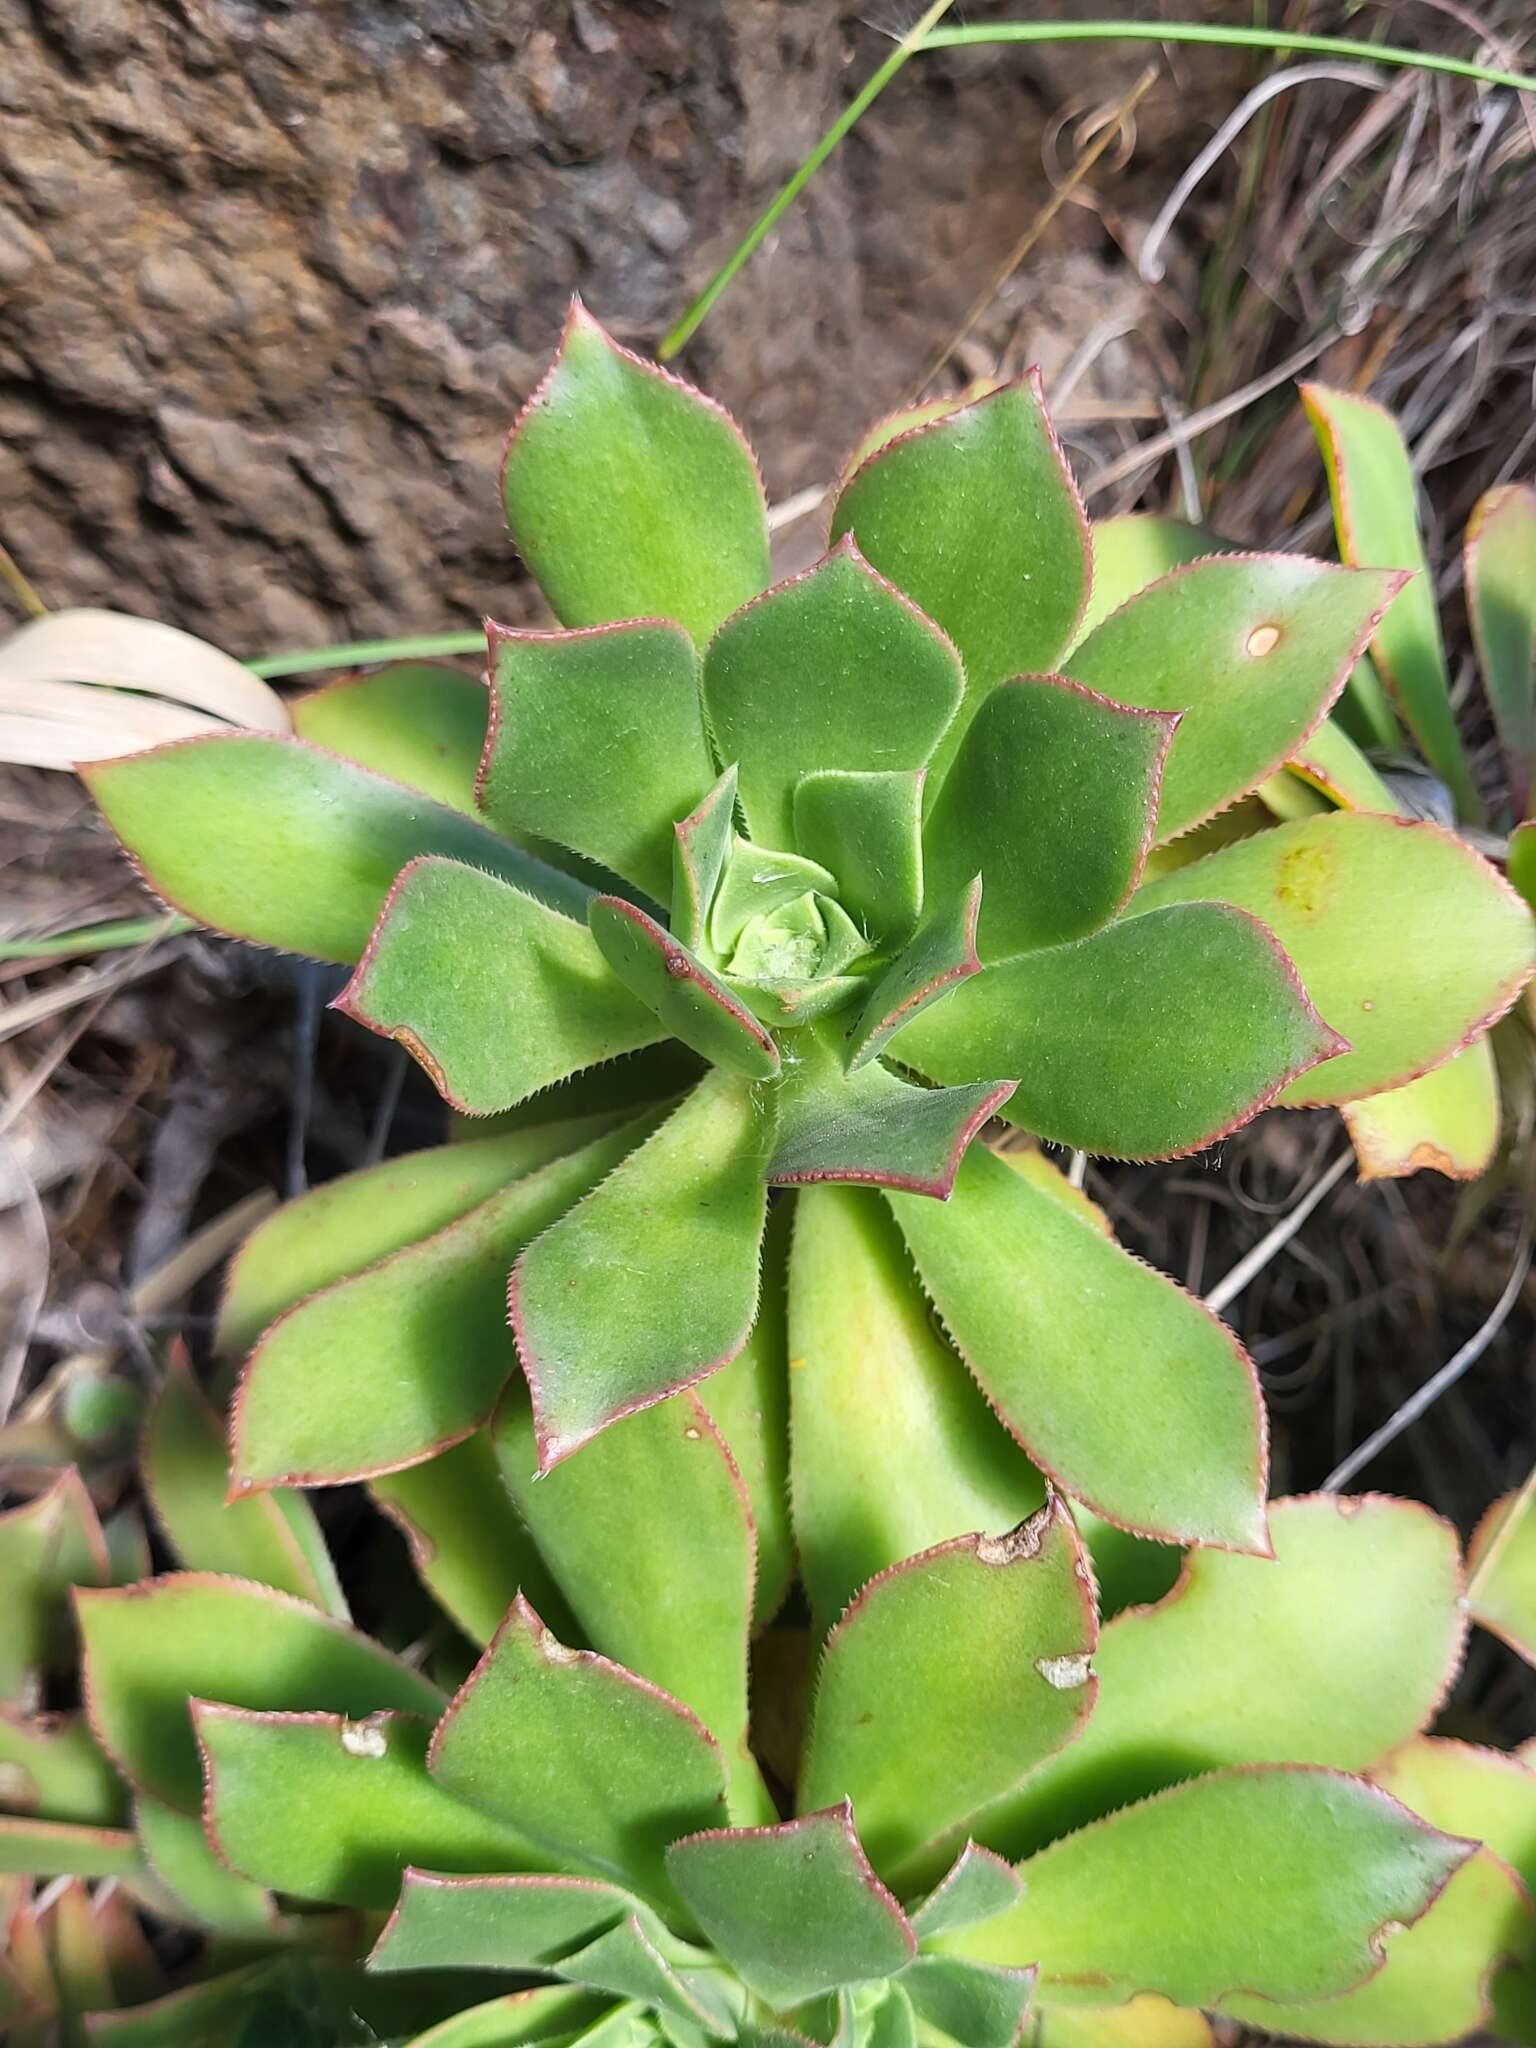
[925,678,1175,957]
[217,1121,612,1359]
[198,1705,547,1908]
[1372,1738,1536,1901]
[1467,482,1536,817]
[1342,1036,1501,1183]
[559,1918,726,2036]
[0,1814,143,1880]
[1133,812,1536,1104]
[665,1802,916,2008]
[844,877,984,1073]
[788,1186,1045,1629]
[985,1493,1466,1859]
[291,661,488,814]
[1064,555,1404,842]
[709,840,842,958]
[1286,710,1405,815]
[1513,820,1536,912]
[428,1595,730,1902]
[0,1708,125,1826]
[768,1022,1014,1200]
[1072,514,1231,645]
[143,1348,346,1618]
[398,1985,611,2048]
[77,1574,443,1811]
[886,1143,1268,1550]
[232,1114,654,1491]
[373,1868,639,1974]
[792,770,925,948]
[672,767,740,953]
[493,1387,765,1824]
[338,860,665,1116]
[502,301,770,648]
[371,1430,575,1648]
[1468,1482,1536,1665]
[911,1843,1023,1939]
[1302,380,1479,813]
[135,1791,277,1936]
[946,1766,1472,2009]
[829,379,1089,731]
[799,1499,1096,1880]
[701,540,963,851]
[589,896,781,1080]
[0,1467,109,1706]
[83,736,587,966]
[481,621,715,903]
[511,1071,770,1468]
[902,1957,1036,2048]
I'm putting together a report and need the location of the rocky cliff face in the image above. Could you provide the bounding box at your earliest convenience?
[0,1,1208,654]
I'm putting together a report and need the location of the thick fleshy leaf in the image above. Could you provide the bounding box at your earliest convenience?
[665,1803,916,2007]
[480,621,714,902]
[1468,483,1536,817]
[1286,713,1400,814]
[1343,1037,1500,1182]
[0,1708,125,1825]
[1032,2000,1213,2047]
[768,1024,1013,1200]
[984,1494,1465,1859]
[886,1144,1268,1550]
[428,1595,729,1902]
[799,1500,1096,1879]
[398,1986,609,2048]
[912,1843,1023,1938]
[1072,515,1231,645]
[492,1387,765,1825]
[1468,1481,1536,1665]
[198,1706,547,1908]
[0,1815,142,1880]
[789,1186,1047,1628]
[371,1431,573,1647]
[844,878,984,1073]
[1134,813,1536,1104]
[701,541,963,850]
[589,896,780,1081]
[292,662,487,814]
[947,1767,1470,2008]
[1301,382,1476,814]
[902,1956,1036,2048]
[0,1468,109,1706]
[1373,1739,1536,1895]
[135,1792,277,1935]
[1511,819,1536,911]
[84,735,587,965]
[503,302,769,646]
[217,1121,610,1358]
[561,1918,732,2036]
[77,1574,443,1810]
[143,1348,346,1617]
[1064,555,1404,842]
[373,1869,637,1974]
[672,767,740,953]
[925,677,1175,956]
[337,859,665,1115]
[793,770,924,948]
[709,840,842,958]
[232,1115,651,1490]
[511,1071,770,1469]
[894,900,1341,1157]
[829,379,1089,725]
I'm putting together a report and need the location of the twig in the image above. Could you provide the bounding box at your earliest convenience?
[1204,1150,1355,1315]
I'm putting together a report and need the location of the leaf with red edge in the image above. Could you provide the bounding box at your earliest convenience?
[588,896,781,1081]
[371,1868,639,1974]
[788,1186,1045,1631]
[1469,483,1536,817]
[0,1817,142,1880]
[291,661,487,814]
[1302,381,1478,816]
[492,1385,768,1826]
[701,540,963,852]
[336,859,666,1117]
[892,901,1342,1159]
[672,766,739,953]
[982,1494,1467,1862]
[1064,554,1404,843]
[946,1766,1472,2011]
[84,735,587,966]
[77,1573,443,1811]
[665,1802,916,2009]
[911,1843,1023,1939]
[0,1467,109,1707]
[1134,812,1536,1106]
[502,300,769,649]
[232,1113,654,1492]
[829,378,1089,738]
[511,1071,770,1470]
[428,1596,729,1904]
[886,1143,1269,1552]
[136,1789,278,1936]
[925,677,1176,958]
[480,620,715,904]
[1072,513,1232,645]
[197,1706,548,1908]
[1468,1478,1536,1667]
[843,878,984,1073]
[799,1500,1097,1882]
[1343,1037,1501,1184]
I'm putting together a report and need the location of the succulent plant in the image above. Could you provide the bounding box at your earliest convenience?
[80,305,1534,1557]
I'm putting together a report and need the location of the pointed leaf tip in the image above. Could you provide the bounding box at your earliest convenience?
[844,876,984,1073]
